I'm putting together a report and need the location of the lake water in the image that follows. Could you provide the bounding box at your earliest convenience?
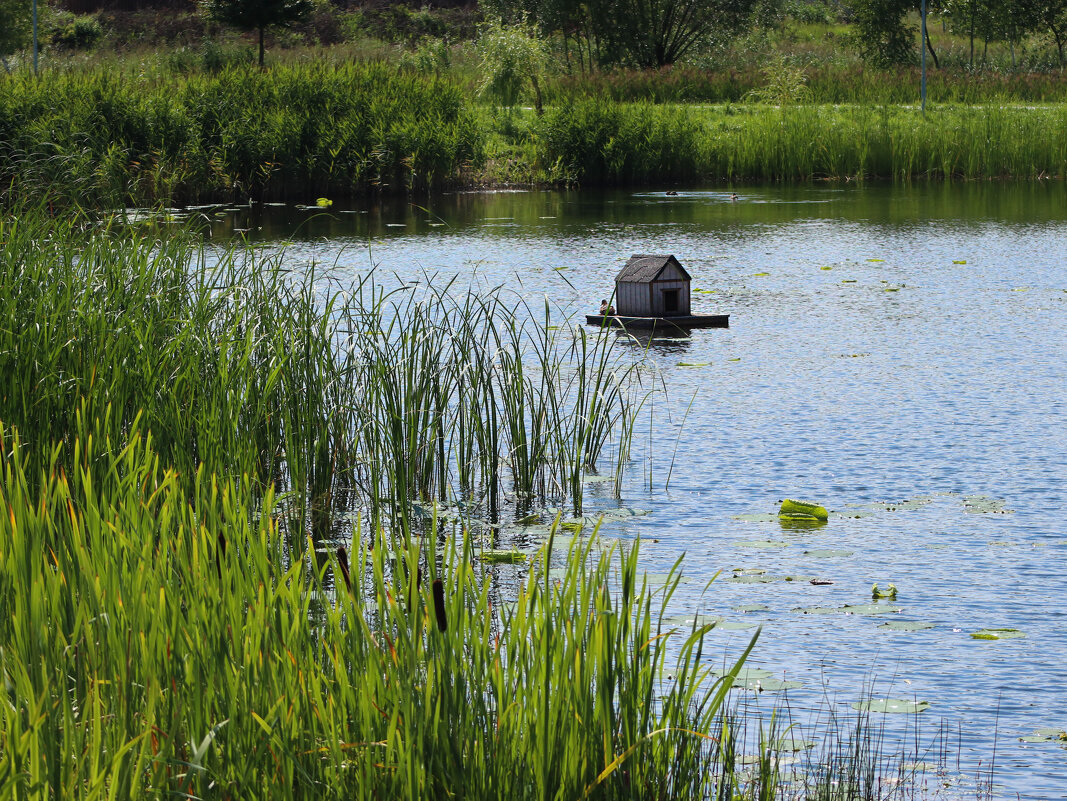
[209,184,1067,798]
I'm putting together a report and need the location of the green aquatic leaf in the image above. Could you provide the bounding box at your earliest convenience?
[778,516,827,531]
[677,362,712,367]
[662,613,724,628]
[732,513,779,523]
[728,574,783,584]
[867,258,885,262]
[1019,728,1067,743]
[953,259,967,264]
[879,620,934,631]
[713,667,772,681]
[852,698,930,714]
[480,550,527,564]
[737,540,790,548]
[820,266,833,270]
[962,495,1013,514]
[779,499,829,521]
[770,736,816,751]
[971,628,1025,640]
[794,603,902,616]
[713,667,800,691]
[734,603,770,612]
[716,620,758,631]
[804,549,854,558]
[644,573,692,587]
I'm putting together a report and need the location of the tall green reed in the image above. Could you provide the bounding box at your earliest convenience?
[0,209,638,542]
[0,411,758,799]
[0,63,483,206]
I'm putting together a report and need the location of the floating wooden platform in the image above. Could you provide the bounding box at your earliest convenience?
[585,314,729,332]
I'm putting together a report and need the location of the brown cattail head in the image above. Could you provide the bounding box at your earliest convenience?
[336,546,352,593]
[432,579,447,632]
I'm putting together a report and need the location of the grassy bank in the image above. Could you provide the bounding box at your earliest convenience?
[504,100,1067,185]
[6,64,1067,203]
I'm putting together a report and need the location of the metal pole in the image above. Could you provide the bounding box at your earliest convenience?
[920,0,927,117]
[32,0,38,74]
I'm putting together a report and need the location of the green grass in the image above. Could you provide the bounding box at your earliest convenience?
[0,63,483,206]
[0,409,759,799]
[529,101,1067,184]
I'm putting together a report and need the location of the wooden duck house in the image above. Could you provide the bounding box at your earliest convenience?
[615,255,691,317]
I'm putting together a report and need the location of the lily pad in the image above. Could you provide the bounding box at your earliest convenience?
[795,603,902,616]
[480,550,527,564]
[738,540,790,548]
[713,667,772,681]
[804,549,854,558]
[779,499,829,521]
[962,495,1013,514]
[662,613,724,629]
[716,620,758,631]
[953,260,967,264]
[1019,728,1067,743]
[734,603,770,612]
[644,573,692,587]
[714,668,799,691]
[598,507,651,520]
[879,620,934,632]
[971,628,1025,640]
[852,698,930,714]
[770,736,816,751]
[677,362,712,367]
[732,513,779,523]
[842,603,903,615]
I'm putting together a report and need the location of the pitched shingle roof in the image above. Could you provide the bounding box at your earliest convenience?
[615,255,690,283]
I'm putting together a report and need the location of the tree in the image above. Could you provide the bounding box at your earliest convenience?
[1018,0,1067,65]
[0,0,33,71]
[483,0,763,69]
[591,0,762,67]
[201,0,313,67]
[477,17,548,114]
[852,0,916,66]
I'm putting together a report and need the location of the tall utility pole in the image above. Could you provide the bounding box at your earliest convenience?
[32,0,38,73]
[920,0,927,117]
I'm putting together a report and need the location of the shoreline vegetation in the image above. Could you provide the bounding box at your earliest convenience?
[3,64,1067,207]
[0,207,959,797]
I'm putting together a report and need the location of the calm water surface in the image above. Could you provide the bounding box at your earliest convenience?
[213,184,1067,798]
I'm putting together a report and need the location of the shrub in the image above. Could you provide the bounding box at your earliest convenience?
[47,11,104,51]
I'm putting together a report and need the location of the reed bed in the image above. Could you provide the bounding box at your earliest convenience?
[534,100,1067,183]
[0,210,636,540]
[0,208,965,798]
[0,63,482,206]
[0,410,762,799]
